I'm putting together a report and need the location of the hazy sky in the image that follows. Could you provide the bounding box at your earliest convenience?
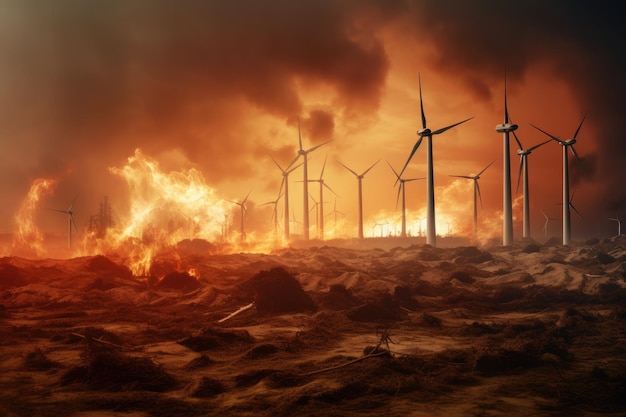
[1,0,624,243]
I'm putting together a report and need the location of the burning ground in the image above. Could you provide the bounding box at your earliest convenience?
[1,237,626,416]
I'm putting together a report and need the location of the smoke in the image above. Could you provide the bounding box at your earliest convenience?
[1,0,624,241]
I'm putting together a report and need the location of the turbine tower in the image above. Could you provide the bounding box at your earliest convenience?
[449,161,494,242]
[513,133,551,239]
[495,72,517,247]
[229,189,252,241]
[609,216,622,236]
[272,157,301,241]
[51,193,79,248]
[398,74,473,247]
[307,156,337,240]
[387,160,424,238]
[295,118,332,240]
[531,114,586,245]
[338,159,380,239]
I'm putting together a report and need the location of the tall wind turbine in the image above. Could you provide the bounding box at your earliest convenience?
[540,210,559,239]
[338,159,380,239]
[295,118,332,240]
[513,133,551,239]
[609,216,622,236]
[307,156,337,240]
[229,189,252,241]
[272,157,301,241]
[387,160,424,238]
[531,114,586,245]
[398,74,473,247]
[495,72,517,247]
[449,161,494,242]
[51,193,79,248]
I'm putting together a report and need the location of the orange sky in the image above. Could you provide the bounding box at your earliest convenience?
[1,1,624,252]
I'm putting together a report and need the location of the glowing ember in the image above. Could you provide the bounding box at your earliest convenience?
[12,178,57,257]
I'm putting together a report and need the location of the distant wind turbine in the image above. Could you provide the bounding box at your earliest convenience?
[495,71,517,247]
[295,117,332,240]
[51,193,79,248]
[338,159,380,239]
[513,133,551,239]
[260,191,283,238]
[531,113,587,245]
[229,189,252,241]
[272,156,301,240]
[398,74,473,247]
[387,160,424,238]
[540,209,559,239]
[609,216,622,236]
[306,156,337,240]
[326,198,345,238]
[449,161,494,242]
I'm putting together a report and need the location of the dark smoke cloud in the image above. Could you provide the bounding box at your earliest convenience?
[1,0,624,238]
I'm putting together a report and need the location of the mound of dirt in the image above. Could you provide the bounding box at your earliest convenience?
[157,271,201,292]
[315,284,361,311]
[347,293,407,323]
[247,267,317,314]
[178,327,255,352]
[0,263,27,289]
[189,376,225,398]
[86,255,132,279]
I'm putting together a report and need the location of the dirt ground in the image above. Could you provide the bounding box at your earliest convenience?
[1,237,626,416]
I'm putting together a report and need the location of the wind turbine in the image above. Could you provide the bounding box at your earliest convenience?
[272,157,301,240]
[338,159,380,239]
[449,161,494,242]
[307,156,337,240]
[609,216,622,236]
[531,114,587,245]
[387,160,424,238]
[295,118,332,240]
[51,193,79,248]
[229,189,252,241]
[326,198,345,238]
[260,191,283,238]
[495,72,517,247]
[308,193,323,238]
[540,210,559,239]
[398,74,473,247]
[513,133,551,239]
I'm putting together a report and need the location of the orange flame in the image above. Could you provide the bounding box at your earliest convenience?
[12,178,57,256]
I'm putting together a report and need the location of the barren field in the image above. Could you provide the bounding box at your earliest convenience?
[1,237,626,416]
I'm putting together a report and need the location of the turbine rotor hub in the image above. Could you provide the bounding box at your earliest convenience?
[417,128,431,136]
[495,123,518,133]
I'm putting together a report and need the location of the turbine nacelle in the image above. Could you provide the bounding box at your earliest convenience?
[495,123,518,133]
[517,149,531,156]
[417,128,432,136]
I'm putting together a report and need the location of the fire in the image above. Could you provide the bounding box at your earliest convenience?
[12,178,57,256]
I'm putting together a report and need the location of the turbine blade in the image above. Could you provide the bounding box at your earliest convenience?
[337,160,358,177]
[395,184,401,211]
[286,161,303,174]
[242,188,253,205]
[570,145,581,163]
[68,193,79,211]
[298,117,303,151]
[573,113,587,139]
[449,175,472,179]
[305,139,332,154]
[319,155,328,179]
[512,130,524,151]
[50,208,68,214]
[386,160,400,180]
[418,73,426,129]
[361,159,381,176]
[323,182,339,196]
[272,157,285,173]
[504,68,509,124]
[540,209,548,220]
[432,117,474,135]
[397,137,424,181]
[478,160,495,176]
[516,156,523,195]
[571,203,583,218]
[404,177,425,182]
[70,214,79,234]
[527,139,551,152]
[530,123,564,143]
[278,177,285,198]
[286,154,300,170]
[476,180,484,209]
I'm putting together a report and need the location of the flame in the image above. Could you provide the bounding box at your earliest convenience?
[12,178,57,256]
